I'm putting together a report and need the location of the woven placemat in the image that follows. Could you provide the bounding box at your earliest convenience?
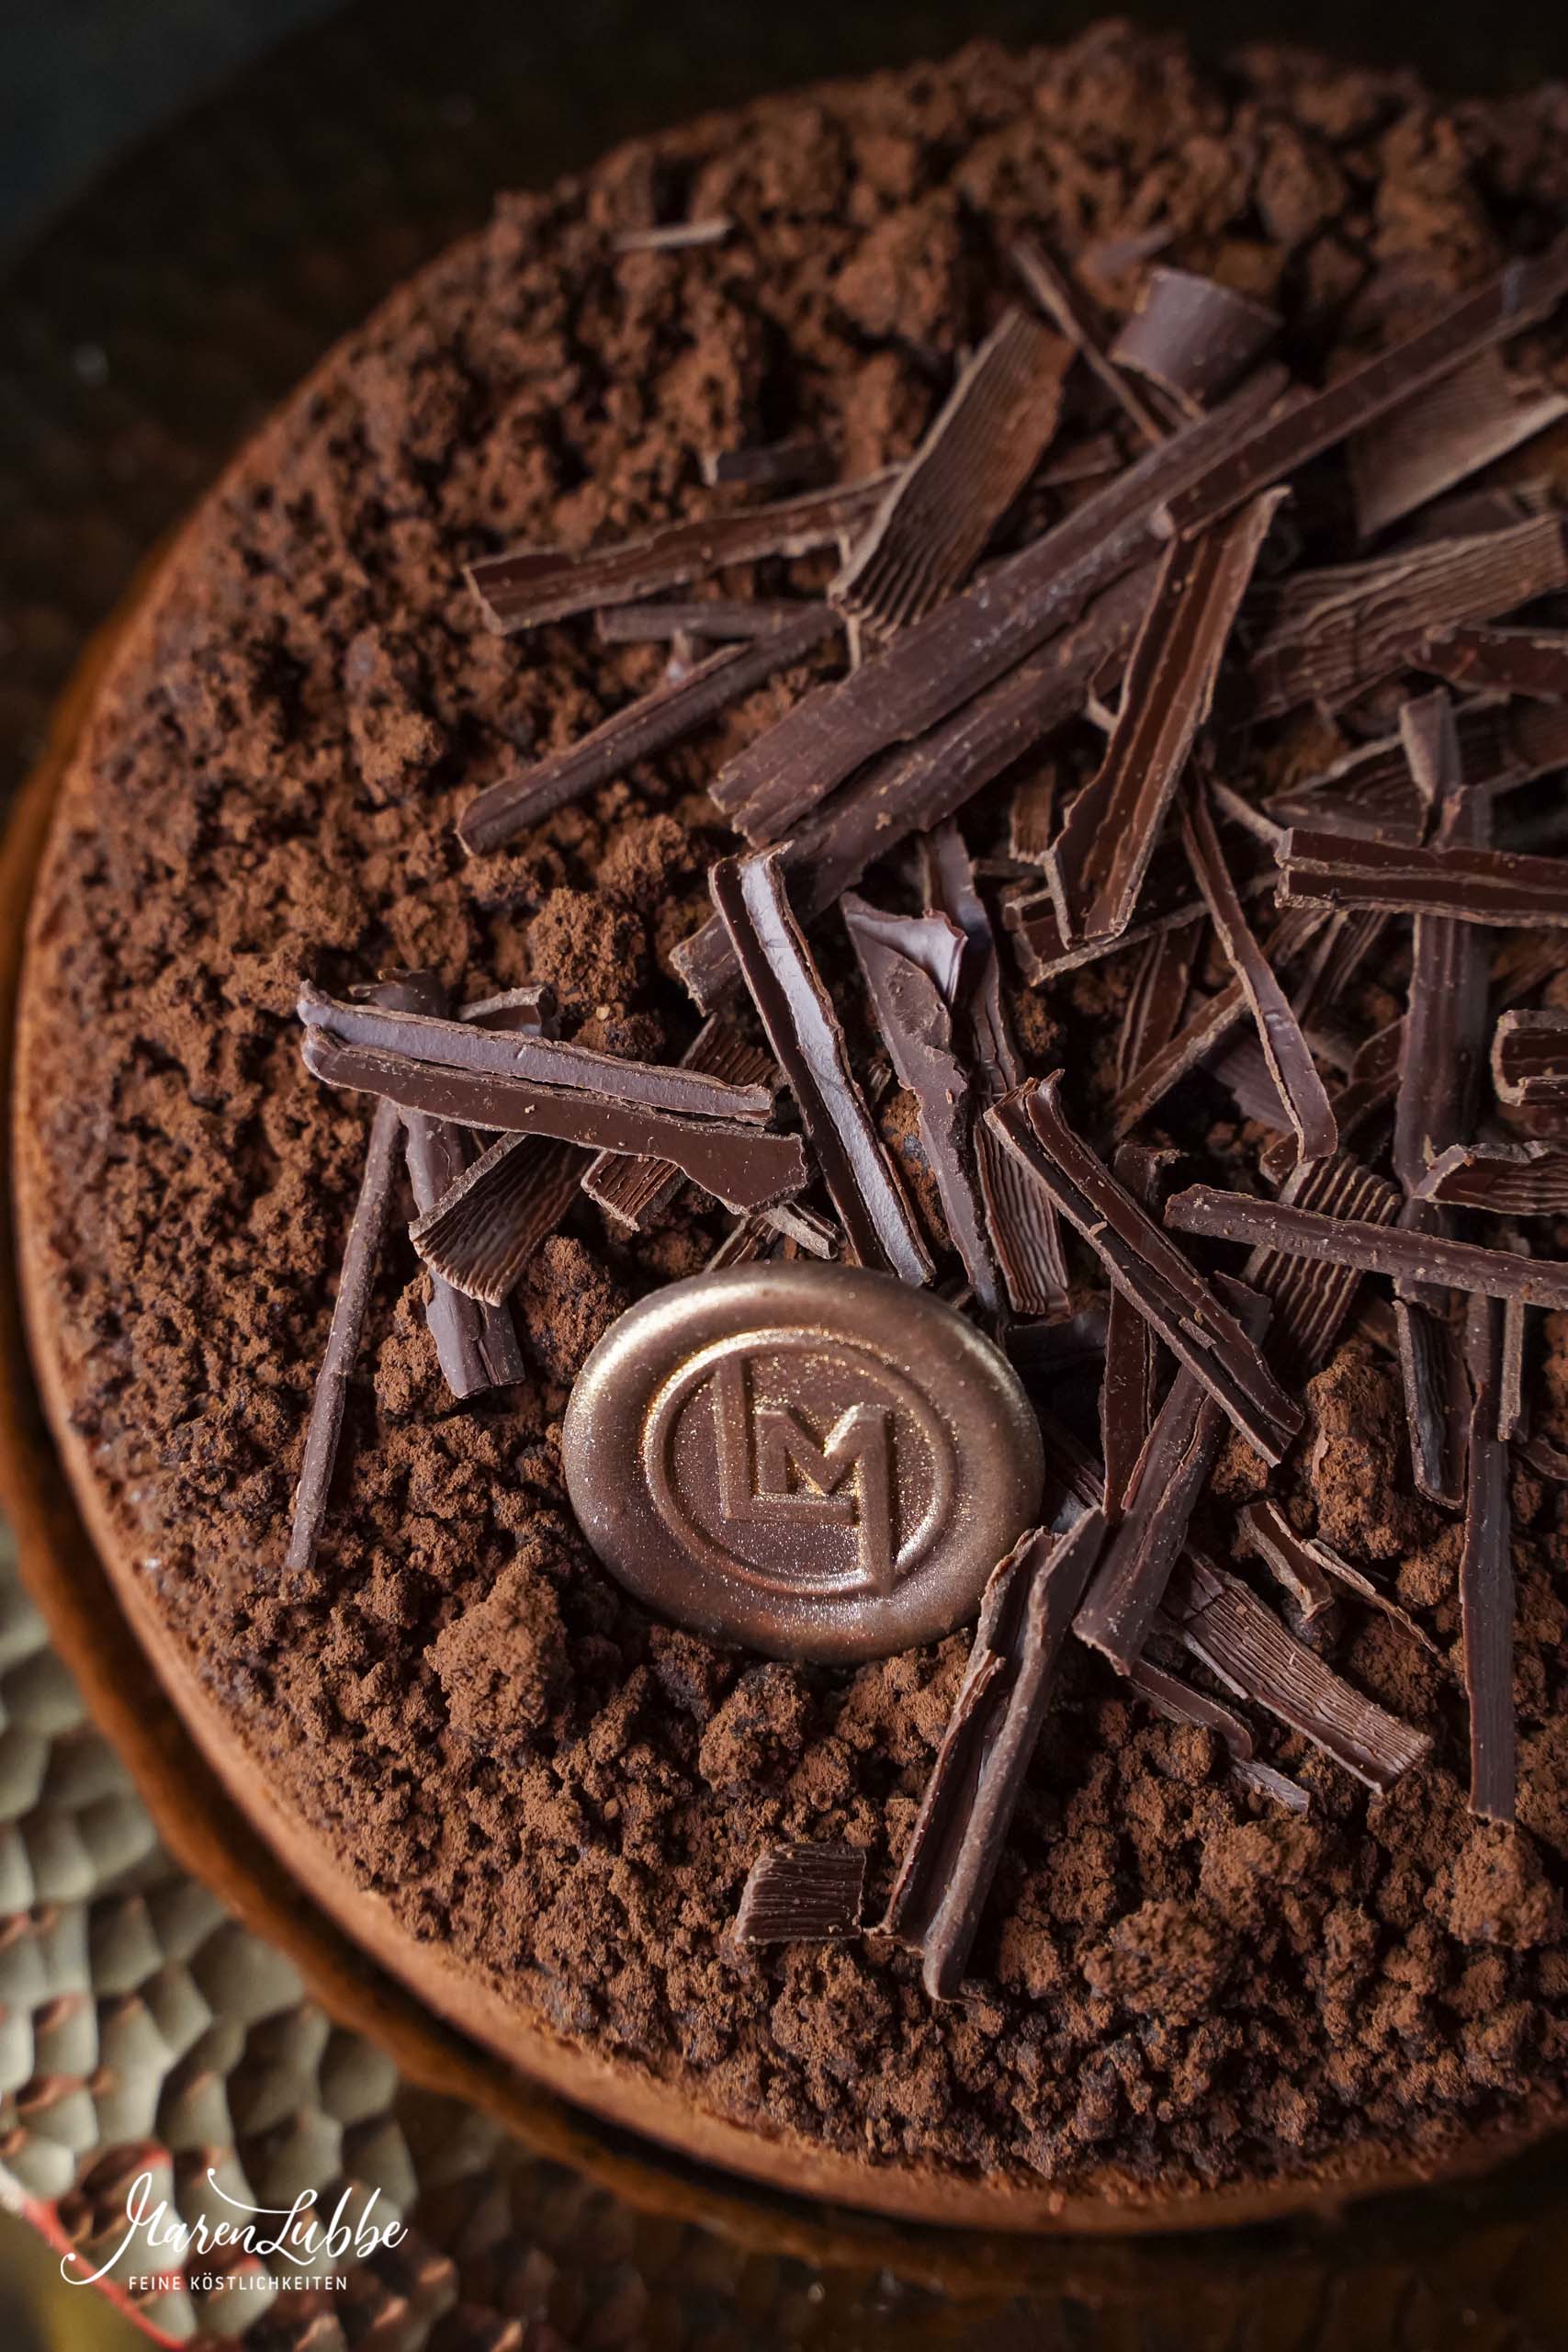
[6,4,1568,2343]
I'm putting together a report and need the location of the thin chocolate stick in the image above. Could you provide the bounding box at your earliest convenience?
[457,603,841,851]
[466,470,897,631]
[1112,916,1204,1094]
[879,1512,1108,1999]
[1124,1655,1310,1812]
[1010,232,1167,443]
[1077,1357,1233,1672]
[1461,1293,1516,1822]
[1418,622,1568,702]
[987,1075,1302,1463]
[710,850,931,1282]
[1100,1144,1176,1512]
[286,1097,402,1577]
[1043,491,1285,945]
[1166,1184,1568,1310]
[595,598,815,643]
[1278,826,1568,927]
[1239,1499,1441,1657]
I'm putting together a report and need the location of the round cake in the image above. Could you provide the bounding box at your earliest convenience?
[17,22,1568,2229]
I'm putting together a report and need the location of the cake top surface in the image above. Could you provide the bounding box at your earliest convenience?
[19,22,1568,2203]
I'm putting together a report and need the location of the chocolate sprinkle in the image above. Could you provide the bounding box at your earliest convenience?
[832,307,1071,632]
[457,602,842,852]
[987,1074,1302,1462]
[878,1512,1107,1999]
[1044,491,1284,945]
[285,1096,402,1577]
[465,470,896,632]
[710,849,931,1281]
[733,1845,867,1945]
[1166,1184,1568,1310]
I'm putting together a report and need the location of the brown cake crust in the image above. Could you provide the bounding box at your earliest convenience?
[17,24,1568,2219]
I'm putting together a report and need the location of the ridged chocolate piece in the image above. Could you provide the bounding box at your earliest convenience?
[457,602,841,851]
[301,1031,807,1215]
[1348,348,1568,540]
[1461,1292,1516,1822]
[1278,826,1568,927]
[581,1020,776,1229]
[1164,1553,1431,1792]
[409,1133,583,1306]
[1100,1144,1177,1514]
[1416,1138,1568,1214]
[1393,1202,1471,1510]
[1159,232,1568,538]
[1493,1010,1568,1120]
[832,308,1071,632]
[1043,492,1284,945]
[1266,695,1568,842]
[733,1845,867,1945]
[1125,1655,1310,1811]
[1247,514,1568,721]
[285,1096,402,1578]
[1179,777,1336,1165]
[1167,1183,1568,1310]
[465,470,897,630]
[987,1075,1302,1463]
[1110,267,1280,413]
[1112,916,1203,1094]
[1011,232,1167,443]
[1238,1152,1405,1379]
[879,1512,1107,1999]
[710,850,931,1281]
[1239,1499,1441,1657]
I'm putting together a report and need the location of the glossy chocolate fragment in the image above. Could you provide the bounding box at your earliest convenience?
[581,1020,776,1231]
[561,1263,1044,1664]
[1100,1143,1177,1513]
[879,1510,1106,1998]
[1278,826,1568,927]
[1110,266,1280,412]
[733,1845,867,1945]
[1461,1292,1517,1822]
[1166,1185,1568,1310]
[1493,1010,1568,1119]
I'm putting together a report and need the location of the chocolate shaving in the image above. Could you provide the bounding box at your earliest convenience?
[710,850,931,1281]
[987,1075,1302,1463]
[1247,514,1568,721]
[1235,1501,1336,1622]
[1180,776,1336,1163]
[581,1020,775,1229]
[842,895,1000,1312]
[1100,1145,1178,1512]
[1158,232,1568,540]
[879,1511,1107,1999]
[457,603,841,851]
[832,308,1072,633]
[409,1134,582,1306]
[1166,1183,1568,1310]
[1416,1137,1568,1214]
[1493,1009,1568,1121]
[595,598,815,644]
[1418,622,1568,702]
[1124,1655,1310,1812]
[1266,696,1568,842]
[1006,824,1246,987]
[299,982,773,1123]
[1113,917,1203,1093]
[1348,348,1568,540]
[1278,824,1568,927]
[919,820,1069,1314]
[1010,232,1167,444]
[1289,909,1390,1034]
[1393,1207,1470,1510]
[706,1215,772,1270]
[301,1031,806,1216]
[1108,977,1249,1142]
[1044,491,1285,945]
[285,1097,402,1577]
[733,1844,867,1945]
[458,983,557,1032]
[706,368,1289,838]
[1163,1552,1430,1792]
[1077,1285,1263,1671]
[1110,267,1280,413]
[1461,1292,1516,1821]
[700,437,834,492]
[675,567,1155,1007]
[764,1200,840,1258]
[613,218,732,253]
[466,471,895,632]
[368,975,526,1391]
[1499,1230,1532,1445]
[1008,763,1058,867]
[1239,1151,1403,1378]
[1393,694,1491,1190]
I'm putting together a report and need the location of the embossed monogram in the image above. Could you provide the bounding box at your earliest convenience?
[708,1354,896,1592]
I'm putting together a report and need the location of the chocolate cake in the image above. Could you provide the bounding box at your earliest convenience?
[17,22,1568,2226]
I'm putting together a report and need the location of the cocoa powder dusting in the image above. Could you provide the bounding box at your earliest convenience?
[19,26,1568,2201]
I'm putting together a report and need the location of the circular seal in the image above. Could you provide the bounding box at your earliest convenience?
[561,1262,1045,1662]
